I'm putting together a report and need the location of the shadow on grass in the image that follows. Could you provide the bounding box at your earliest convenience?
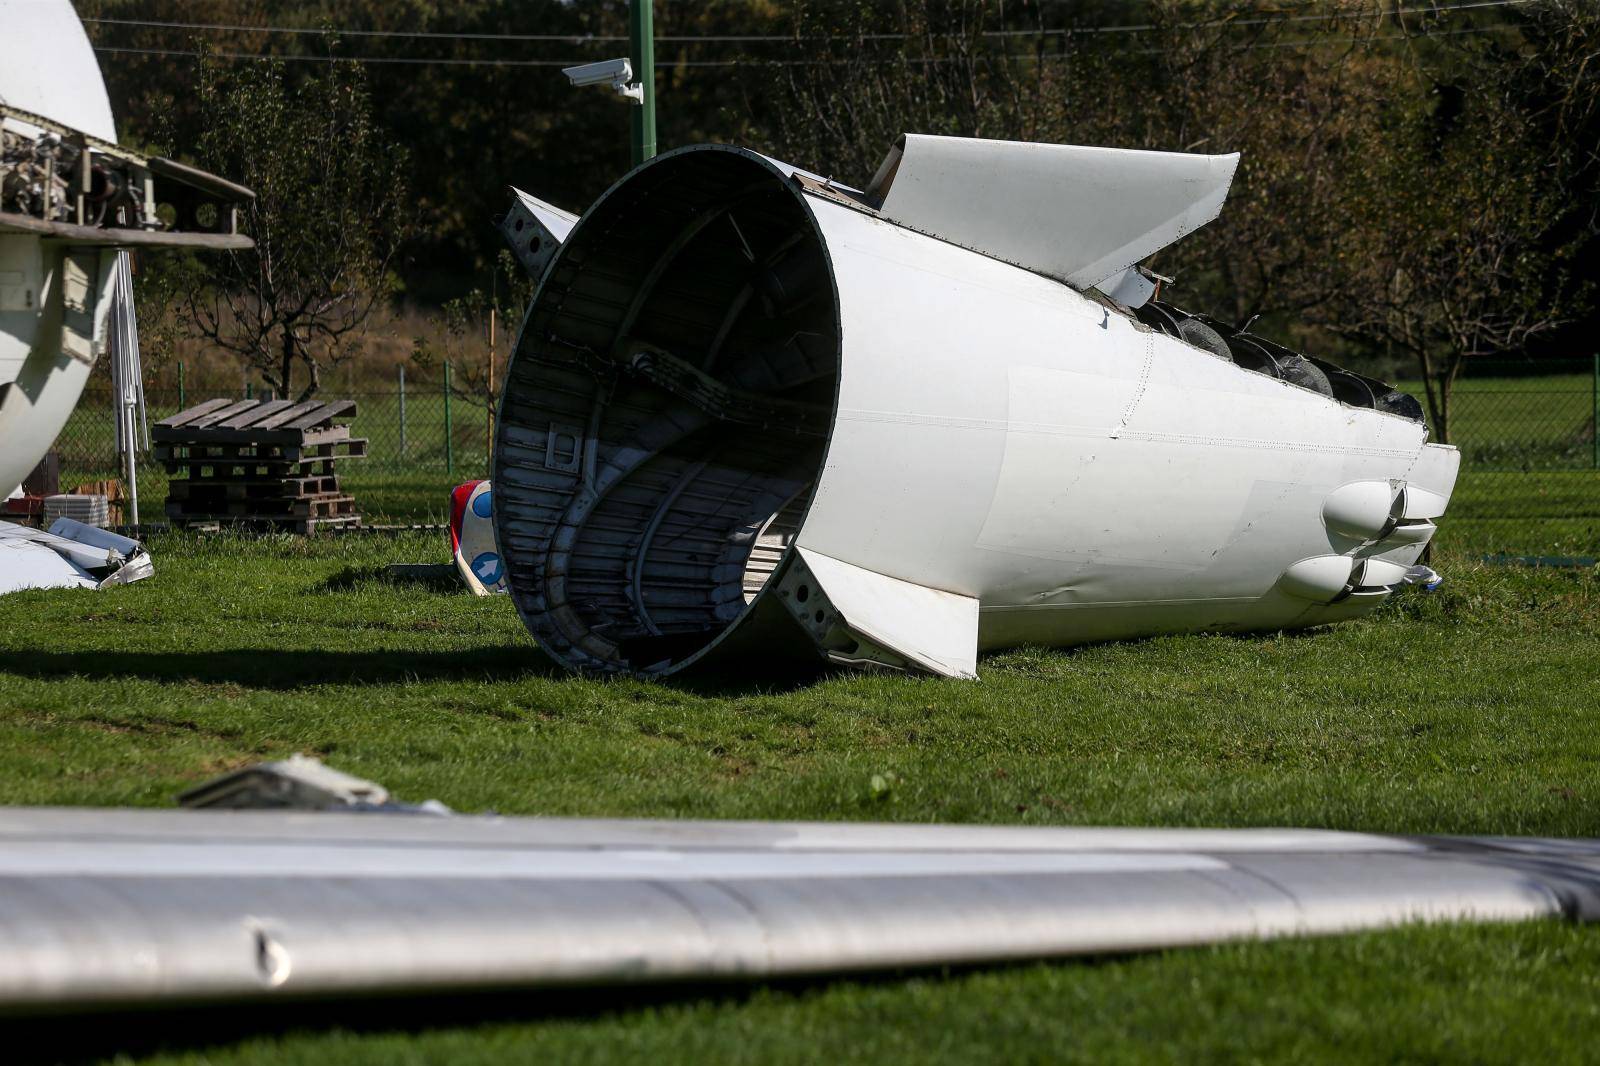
[8,960,1088,1065]
[320,563,463,594]
[0,647,560,688]
[2,983,771,1064]
[0,646,839,697]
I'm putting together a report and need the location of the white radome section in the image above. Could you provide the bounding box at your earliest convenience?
[0,0,122,497]
[792,193,1457,656]
[0,0,116,139]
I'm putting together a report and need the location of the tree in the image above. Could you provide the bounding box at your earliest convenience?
[756,1,1385,330]
[1323,3,1597,442]
[180,51,411,399]
[412,250,533,414]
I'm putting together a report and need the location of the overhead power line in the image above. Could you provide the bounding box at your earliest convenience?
[89,24,1526,71]
[89,45,577,68]
[79,0,1540,47]
[85,19,626,43]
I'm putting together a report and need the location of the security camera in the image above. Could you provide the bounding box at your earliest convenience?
[563,57,630,88]
[562,58,643,103]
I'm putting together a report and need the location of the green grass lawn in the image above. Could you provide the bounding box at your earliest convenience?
[3,527,1599,1062]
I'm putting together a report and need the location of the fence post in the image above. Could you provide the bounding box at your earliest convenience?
[397,364,407,457]
[444,360,454,478]
[1593,352,1598,470]
[487,307,496,474]
[245,381,253,400]
[176,360,185,410]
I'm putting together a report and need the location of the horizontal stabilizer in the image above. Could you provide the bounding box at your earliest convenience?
[866,134,1238,289]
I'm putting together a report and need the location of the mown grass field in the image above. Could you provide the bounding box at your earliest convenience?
[5,526,1599,1063]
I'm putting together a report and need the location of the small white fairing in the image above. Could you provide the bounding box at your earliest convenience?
[500,187,578,280]
[788,547,979,678]
[493,140,1457,679]
[510,188,577,242]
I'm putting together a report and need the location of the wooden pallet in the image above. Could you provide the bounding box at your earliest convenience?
[161,456,355,480]
[166,493,356,520]
[169,514,364,535]
[166,475,342,502]
[156,398,367,534]
[153,398,358,441]
[153,436,368,468]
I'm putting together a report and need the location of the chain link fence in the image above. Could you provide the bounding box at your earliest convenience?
[47,358,1600,551]
[56,368,496,526]
[1424,359,1600,554]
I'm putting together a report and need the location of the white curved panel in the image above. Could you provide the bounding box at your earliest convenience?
[870,134,1238,288]
[1403,484,1453,521]
[1408,443,1461,506]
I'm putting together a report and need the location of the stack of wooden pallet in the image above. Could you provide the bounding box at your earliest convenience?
[154,398,367,533]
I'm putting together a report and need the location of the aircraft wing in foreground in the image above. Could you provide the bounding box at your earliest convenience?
[0,806,1595,1011]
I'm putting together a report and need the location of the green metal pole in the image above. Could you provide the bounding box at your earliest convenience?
[444,360,454,478]
[629,0,656,166]
[176,360,185,410]
[398,364,407,458]
[1593,352,1598,470]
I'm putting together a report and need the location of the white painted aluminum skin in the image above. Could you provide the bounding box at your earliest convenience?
[0,0,121,497]
[0,808,1595,1010]
[798,192,1453,657]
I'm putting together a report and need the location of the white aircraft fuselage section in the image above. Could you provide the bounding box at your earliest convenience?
[493,144,1455,679]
